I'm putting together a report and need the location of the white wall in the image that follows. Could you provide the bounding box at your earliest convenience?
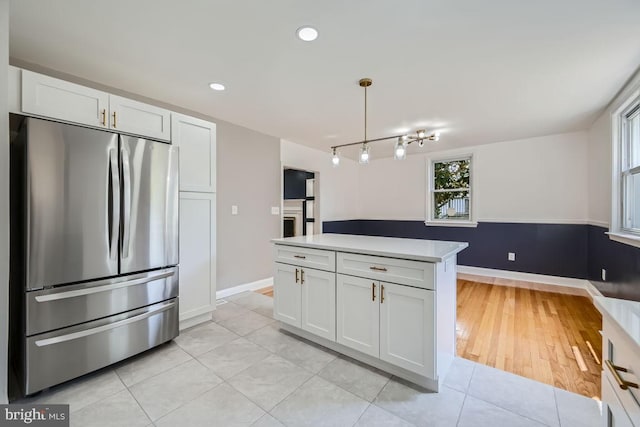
[281,139,360,225]
[1,0,9,404]
[587,113,612,226]
[357,132,589,223]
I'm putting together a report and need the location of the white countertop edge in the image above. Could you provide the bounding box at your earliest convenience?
[272,234,469,263]
[593,296,640,353]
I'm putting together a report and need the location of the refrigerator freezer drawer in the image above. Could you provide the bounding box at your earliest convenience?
[26,267,179,336]
[24,299,178,395]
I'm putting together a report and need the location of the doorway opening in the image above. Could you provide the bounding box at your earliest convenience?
[282,168,318,238]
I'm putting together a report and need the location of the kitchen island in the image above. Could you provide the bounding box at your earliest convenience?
[272,234,468,391]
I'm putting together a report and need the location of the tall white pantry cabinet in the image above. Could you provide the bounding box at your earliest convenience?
[172,114,217,329]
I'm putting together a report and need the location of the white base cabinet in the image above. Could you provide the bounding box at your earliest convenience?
[274,262,335,341]
[336,274,379,358]
[380,282,435,377]
[273,236,464,391]
[178,192,216,328]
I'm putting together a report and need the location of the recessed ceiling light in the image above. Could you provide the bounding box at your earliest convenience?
[296,26,318,42]
[209,82,225,91]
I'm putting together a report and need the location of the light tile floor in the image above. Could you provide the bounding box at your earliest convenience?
[16,292,602,427]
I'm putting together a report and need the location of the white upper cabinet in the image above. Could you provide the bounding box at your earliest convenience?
[21,70,109,129]
[18,69,171,141]
[109,95,171,141]
[171,114,217,192]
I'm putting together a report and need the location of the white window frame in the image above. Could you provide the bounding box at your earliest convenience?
[609,89,640,248]
[425,153,477,228]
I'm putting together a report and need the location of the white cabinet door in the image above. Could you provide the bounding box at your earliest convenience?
[301,268,335,341]
[179,192,216,324]
[274,263,302,327]
[380,282,435,377]
[22,70,109,128]
[171,114,216,192]
[602,375,634,427]
[109,94,171,141]
[336,274,379,357]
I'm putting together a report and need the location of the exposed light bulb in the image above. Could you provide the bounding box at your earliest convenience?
[394,137,407,160]
[359,144,370,164]
[418,139,425,148]
[416,129,426,139]
[331,148,340,167]
[433,131,441,142]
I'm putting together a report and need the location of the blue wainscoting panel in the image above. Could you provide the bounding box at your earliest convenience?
[324,220,588,279]
[324,220,640,301]
[588,225,640,301]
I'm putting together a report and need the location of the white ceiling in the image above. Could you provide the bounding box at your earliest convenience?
[8,0,640,157]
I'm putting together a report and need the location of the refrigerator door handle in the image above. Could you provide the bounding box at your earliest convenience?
[34,269,175,303]
[34,300,177,347]
[108,147,120,261]
[121,141,132,259]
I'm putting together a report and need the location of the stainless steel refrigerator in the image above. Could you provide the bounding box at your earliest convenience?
[9,115,180,396]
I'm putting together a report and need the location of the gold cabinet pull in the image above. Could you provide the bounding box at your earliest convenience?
[112,111,117,128]
[295,268,299,283]
[101,109,106,126]
[294,255,306,259]
[605,359,639,390]
[381,284,385,303]
[301,269,305,284]
[370,266,387,272]
[372,283,376,301]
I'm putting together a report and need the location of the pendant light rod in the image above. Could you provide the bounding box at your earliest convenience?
[329,77,441,163]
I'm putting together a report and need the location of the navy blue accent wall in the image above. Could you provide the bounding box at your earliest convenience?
[284,169,314,200]
[324,220,588,279]
[588,225,640,301]
[324,220,640,301]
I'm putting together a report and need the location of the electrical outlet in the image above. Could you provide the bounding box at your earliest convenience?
[508,252,516,261]
[271,207,280,215]
[601,269,607,281]
[231,205,238,215]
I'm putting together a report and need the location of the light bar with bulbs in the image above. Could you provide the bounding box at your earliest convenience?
[329,129,440,166]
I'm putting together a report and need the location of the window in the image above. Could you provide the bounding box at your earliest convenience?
[426,155,475,226]
[621,100,640,233]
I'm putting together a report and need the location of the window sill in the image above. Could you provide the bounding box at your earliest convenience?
[424,220,478,228]
[607,231,640,249]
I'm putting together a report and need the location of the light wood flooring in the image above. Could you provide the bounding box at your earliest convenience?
[257,276,603,399]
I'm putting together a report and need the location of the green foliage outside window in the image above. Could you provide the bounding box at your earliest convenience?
[433,159,470,218]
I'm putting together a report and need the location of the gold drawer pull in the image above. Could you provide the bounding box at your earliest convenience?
[381,284,385,303]
[300,269,305,284]
[294,255,306,259]
[370,266,387,272]
[112,111,117,128]
[372,283,376,301]
[295,268,299,283]
[101,109,106,126]
[605,359,639,390]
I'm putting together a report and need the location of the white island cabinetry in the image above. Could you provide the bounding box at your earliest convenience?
[272,234,467,391]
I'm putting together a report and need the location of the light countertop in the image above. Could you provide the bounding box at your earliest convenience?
[594,296,640,353]
[271,234,468,263]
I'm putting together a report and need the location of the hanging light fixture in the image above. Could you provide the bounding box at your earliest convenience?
[331,148,340,167]
[330,78,441,166]
[359,144,370,164]
[394,137,407,160]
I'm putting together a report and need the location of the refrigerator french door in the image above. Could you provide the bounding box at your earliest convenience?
[9,115,179,396]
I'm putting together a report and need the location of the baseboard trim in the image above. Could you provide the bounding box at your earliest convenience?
[216,277,273,300]
[458,265,599,300]
[179,312,212,331]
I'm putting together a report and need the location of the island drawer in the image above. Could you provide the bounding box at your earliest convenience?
[337,252,435,290]
[603,316,640,424]
[274,245,336,272]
